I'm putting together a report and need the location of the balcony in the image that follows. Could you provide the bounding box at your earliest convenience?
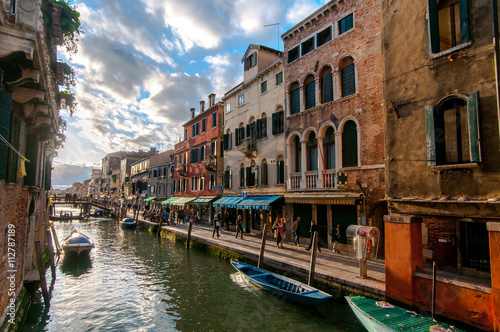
[176,164,187,177]
[289,169,337,190]
[203,154,217,172]
[237,137,257,157]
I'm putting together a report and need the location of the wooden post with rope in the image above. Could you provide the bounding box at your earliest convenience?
[308,231,319,286]
[257,223,268,268]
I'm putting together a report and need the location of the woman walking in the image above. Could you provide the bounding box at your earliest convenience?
[305,219,321,252]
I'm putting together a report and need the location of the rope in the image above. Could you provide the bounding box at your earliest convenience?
[0,133,30,163]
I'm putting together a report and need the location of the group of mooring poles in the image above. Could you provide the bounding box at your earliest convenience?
[35,223,63,306]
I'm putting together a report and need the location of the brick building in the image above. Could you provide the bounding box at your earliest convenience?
[382,0,500,329]
[0,0,70,327]
[281,0,386,249]
[172,94,224,224]
[219,44,285,235]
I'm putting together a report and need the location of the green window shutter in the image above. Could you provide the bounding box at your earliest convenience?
[428,0,440,53]
[0,90,12,180]
[212,112,217,127]
[246,124,251,138]
[223,134,228,150]
[272,113,278,135]
[290,88,300,115]
[256,119,262,139]
[305,81,315,109]
[467,91,481,163]
[342,121,358,167]
[321,73,333,103]
[202,119,206,132]
[239,127,245,141]
[341,64,355,97]
[262,117,267,137]
[279,161,285,184]
[240,167,245,187]
[425,105,437,166]
[220,141,224,157]
[246,167,251,186]
[229,133,232,149]
[235,128,239,146]
[459,0,471,43]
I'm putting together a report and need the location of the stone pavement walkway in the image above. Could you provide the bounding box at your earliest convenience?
[147,217,386,299]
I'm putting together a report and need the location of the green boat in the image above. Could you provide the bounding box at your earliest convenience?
[345,296,464,332]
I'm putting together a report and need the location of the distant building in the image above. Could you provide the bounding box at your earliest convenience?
[130,157,150,207]
[119,150,155,199]
[147,149,174,203]
[89,169,102,198]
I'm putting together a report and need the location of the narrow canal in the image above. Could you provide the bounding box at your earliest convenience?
[23,205,365,331]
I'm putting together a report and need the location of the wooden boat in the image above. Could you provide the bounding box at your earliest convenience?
[230,261,332,305]
[345,296,464,332]
[119,217,136,229]
[62,230,95,256]
[50,215,87,221]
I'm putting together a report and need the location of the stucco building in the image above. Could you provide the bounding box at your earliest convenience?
[281,0,386,249]
[382,0,500,330]
[219,44,285,234]
[147,149,174,203]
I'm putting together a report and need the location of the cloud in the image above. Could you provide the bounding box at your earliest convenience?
[52,162,95,186]
[286,0,321,24]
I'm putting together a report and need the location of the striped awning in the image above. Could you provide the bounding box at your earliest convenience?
[162,197,179,205]
[144,197,156,201]
[284,193,359,205]
[171,197,196,206]
[192,196,218,205]
[213,196,243,208]
[235,196,281,210]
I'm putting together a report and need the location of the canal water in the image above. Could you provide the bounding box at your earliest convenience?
[23,205,365,331]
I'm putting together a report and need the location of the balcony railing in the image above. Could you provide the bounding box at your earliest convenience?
[290,172,301,190]
[203,154,217,172]
[323,169,336,188]
[305,171,318,189]
[176,164,187,177]
[238,137,256,156]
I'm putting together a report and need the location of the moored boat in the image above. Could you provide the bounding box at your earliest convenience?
[62,230,95,257]
[119,217,136,229]
[50,215,87,222]
[345,295,464,332]
[230,261,332,305]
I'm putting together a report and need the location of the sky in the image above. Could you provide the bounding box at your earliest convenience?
[52,0,326,189]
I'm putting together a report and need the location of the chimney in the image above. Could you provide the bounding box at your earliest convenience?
[190,107,195,119]
[200,100,205,113]
[208,93,216,108]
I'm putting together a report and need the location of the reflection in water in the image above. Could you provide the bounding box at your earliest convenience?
[22,209,365,332]
[60,255,93,277]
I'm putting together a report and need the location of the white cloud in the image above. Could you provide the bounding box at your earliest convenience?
[286,0,320,24]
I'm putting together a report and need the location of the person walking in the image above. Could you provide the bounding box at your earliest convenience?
[235,215,244,239]
[305,219,321,252]
[212,213,220,238]
[292,217,301,246]
[277,218,286,248]
[223,210,230,231]
[330,223,341,253]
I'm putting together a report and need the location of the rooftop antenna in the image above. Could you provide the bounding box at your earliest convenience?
[264,23,280,51]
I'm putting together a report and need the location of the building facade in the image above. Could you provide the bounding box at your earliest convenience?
[130,157,150,207]
[382,0,500,329]
[172,94,224,223]
[147,149,174,203]
[0,0,72,327]
[220,44,285,234]
[281,0,386,249]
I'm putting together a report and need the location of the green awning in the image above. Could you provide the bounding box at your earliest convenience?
[171,197,196,206]
[162,197,179,205]
[235,196,281,210]
[192,197,218,205]
[213,196,243,208]
[144,197,156,201]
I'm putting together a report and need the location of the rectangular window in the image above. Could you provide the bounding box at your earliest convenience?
[200,145,205,162]
[275,71,283,85]
[200,176,204,191]
[305,81,315,110]
[317,26,332,47]
[192,123,199,137]
[341,64,356,97]
[261,81,267,94]
[262,163,268,185]
[277,160,285,184]
[210,141,216,155]
[201,119,206,133]
[224,170,231,188]
[184,129,188,140]
[238,94,245,106]
[209,173,215,189]
[244,52,257,70]
[225,102,231,113]
[287,46,300,63]
[272,111,284,135]
[191,148,199,163]
[240,167,245,187]
[301,37,315,56]
[339,13,354,35]
[290,88,300,115]
[212,112,217,128]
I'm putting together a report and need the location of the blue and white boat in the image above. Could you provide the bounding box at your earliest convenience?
[119,217,136,229]
[230,261,332,305]
[62,230,95,257]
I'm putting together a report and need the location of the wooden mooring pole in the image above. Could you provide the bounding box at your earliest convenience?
[35,241,49,305]
[307,231,319,286]
[432,261,437,319]
[257,223,267,268]
[46,230,56,281]
[157,216,163,237]
[186,221,193,248]
[50,223,62,255]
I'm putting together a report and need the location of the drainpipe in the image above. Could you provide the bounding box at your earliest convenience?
[493,0,500,148]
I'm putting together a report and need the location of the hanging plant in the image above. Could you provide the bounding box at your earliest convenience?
[60,90,77,116]
[47,0,83,57]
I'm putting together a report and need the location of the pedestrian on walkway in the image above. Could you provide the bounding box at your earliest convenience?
[277,218,286,248]
[223,210,230,231]
[235,215,244,239]
[212,214,220,238]
[330,223,341,253]
[305,219,321,253]
[163,209,170,225]
[292,217,301,246]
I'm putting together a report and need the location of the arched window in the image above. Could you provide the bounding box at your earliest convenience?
[276,155,285,184]
[261,159,268,185]
[257,112,267,139]
[323,127,335,169]
[342,120,358,167]
[248,116,256,139]
[235,122,244,146]
[304,75,316,110]
[239,163,245,187]
[340,56,355,97]
[435,97,469,164]
[289,82,300,115]
[320,67,333,103]
[247,160,256,187]
[294,136,302,172]
[306,132,318,171]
